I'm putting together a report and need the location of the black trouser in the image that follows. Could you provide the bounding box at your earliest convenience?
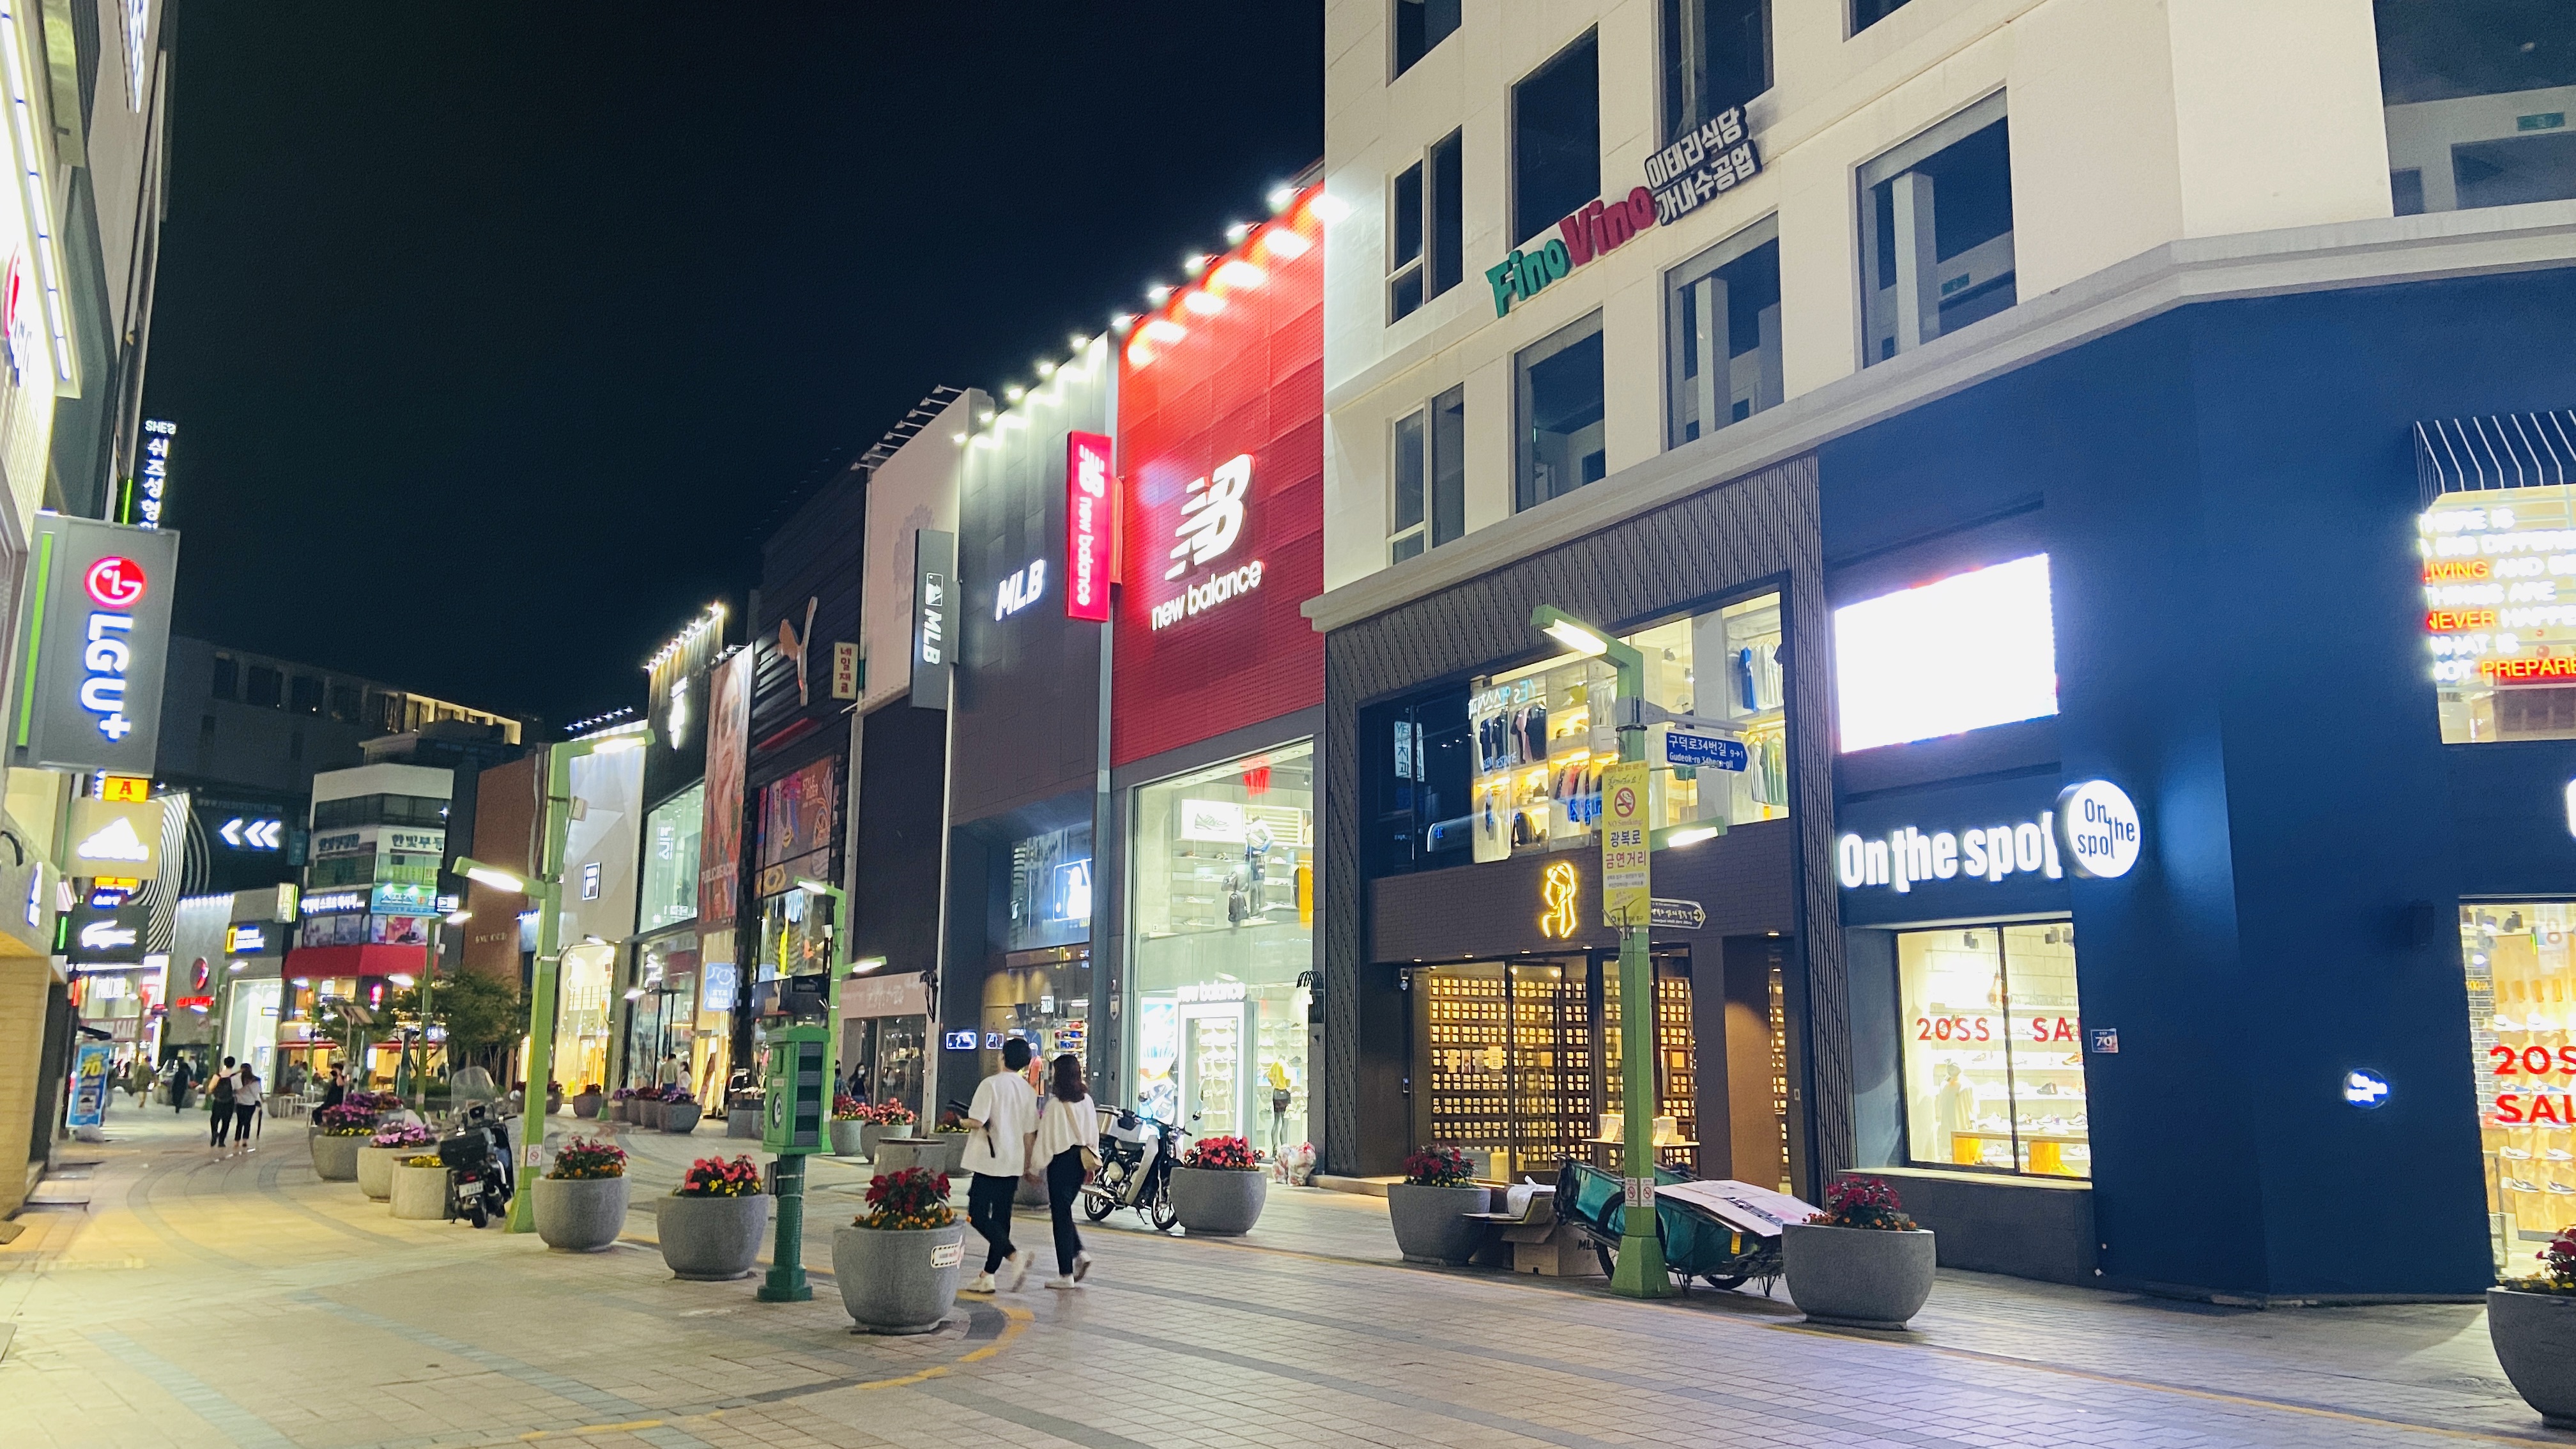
[967,1172,1018,1273]
[234,1105,257,1143]
[210,1102,233,1145]
[1045,1146,1086,1276]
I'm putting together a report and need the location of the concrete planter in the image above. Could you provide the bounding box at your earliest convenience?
[663,1101,703,1133]
[310,1131,367,1182]
[355,1144,409,1200]
[389,1163,448,1220]
[1782,1223,1938,1329]
[1015,1172,1050,1208]
[1172,1167,1267,1236]
[534,1174,630,1252]
[831,1223,965,1335]
[2489,1287,2576,1428]
[1387,1183,1491,1265]
[659,1193,769,1280]
[873,1136,963,1176]
[726,1106,760,1138]
[829,1120,868,1157]
[571,1092,603,1119]
[638,1100,667,1130]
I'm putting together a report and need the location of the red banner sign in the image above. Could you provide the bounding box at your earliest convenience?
[1066,431,1114,622]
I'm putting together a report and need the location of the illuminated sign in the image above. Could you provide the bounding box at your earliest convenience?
[1838,810,2066,893]
[78,919,135,951]
[68,798,162,877]
[2344,1068,2392,1109]
[63,902,148,965]
[300,889,369,916]
[830,641,858,700]
[1149,454,1262,631]
[2053,779,2142,879]
[96,772,148,802]
[226,924,267,954]
[995,558,1047,619]
[1066,431,1114,622]
[120,0,148,111]
[1834,554,2058,753]
[134,419,175,529]
[218,817,282,850]
[372,882,440,917]
[943,1029,979,1051]
[909,529,955,710]
[2421,486,2576,742]
[1537,861,1581,939]
[0,249,31,383]
[17,516,179,774]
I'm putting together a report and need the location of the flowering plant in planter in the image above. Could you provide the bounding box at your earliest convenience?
[348,1091,403,1112]
[1182,1135,1260,1170]
[857,1167,954,1229]
[610,1087,633,1103]
[664,1087,696,1105]
[402,1154,445,1169]
[832,1094,868,1121]
[1808,1175,1917,1231]
[370,1123,436,1149]
[675,1155,763,1198]
[864,1100,916,1126]
[2510,1226,2576,1296]
[1402,1146,1474,1187]
[546,1137,627,1180]
[316,1104,378,1137]
[634,1084,668,1101]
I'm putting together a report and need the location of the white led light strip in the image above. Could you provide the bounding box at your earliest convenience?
[0,2,73,386]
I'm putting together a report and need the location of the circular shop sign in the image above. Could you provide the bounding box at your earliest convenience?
[2054,779,2142,879]
[2343,1068,2392,1110]
[85,555,146,609]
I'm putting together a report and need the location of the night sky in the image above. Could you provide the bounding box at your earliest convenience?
[145,3,1323,729]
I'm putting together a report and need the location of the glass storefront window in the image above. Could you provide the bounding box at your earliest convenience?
[1897,922,2088,1177]
[2462,902,2576,1275]
[755,889,832,981]
[1468,593,1785,863]
[559,940,617,1092]
[1008,823,1092,953]
[1127,740,1314,1154]
[2422,486,2576,742]
[638,782,703,934]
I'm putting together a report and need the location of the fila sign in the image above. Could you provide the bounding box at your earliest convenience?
[1149,454,1262,631]
[15,516,179,774]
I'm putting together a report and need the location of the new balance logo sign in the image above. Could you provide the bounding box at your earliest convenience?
[1165,454,1250,581]
[75,816,151,864]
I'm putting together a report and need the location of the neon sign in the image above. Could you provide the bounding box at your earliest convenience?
[76,555,146,742]
[1066,431,1112,622]
[1537,861,1581,939]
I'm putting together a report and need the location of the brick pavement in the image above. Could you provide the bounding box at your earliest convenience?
[0,1105,2561,1448]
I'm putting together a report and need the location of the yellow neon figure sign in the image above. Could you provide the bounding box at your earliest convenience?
[1538,861,1581,939]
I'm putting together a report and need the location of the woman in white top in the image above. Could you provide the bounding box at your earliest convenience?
[231,1065,263,1153]
[1033,1053,1097,1289]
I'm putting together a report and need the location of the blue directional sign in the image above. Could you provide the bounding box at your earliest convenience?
[1660,725,1748,772]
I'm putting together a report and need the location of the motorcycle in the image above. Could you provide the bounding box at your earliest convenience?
[437,1101,516,1228]
[1080,1107,1180,1232]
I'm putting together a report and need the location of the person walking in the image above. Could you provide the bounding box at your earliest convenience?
[1034,1053,1096,1289]
[165,1054,194,1114]
[959,1037,1038,1294]
[208,1056,238,1149]
[233,1064,263,1153]
[655,1052,682,1090]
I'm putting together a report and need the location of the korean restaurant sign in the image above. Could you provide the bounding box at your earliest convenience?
[1487,107,1762,319]
[14,515,179,775]
[1066,431,1113,623]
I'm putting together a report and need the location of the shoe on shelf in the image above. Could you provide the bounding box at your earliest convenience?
[2547,1149,2574,1162]
[1043,1275,1080,1290]
[2547,1182,2576,1195]
[966,1272,996,1294]
[1073,1251,1094,1282]
[2505,1179,2544,1193]
[2502,1146,2533,1159]
[1006,1250,1032,1292]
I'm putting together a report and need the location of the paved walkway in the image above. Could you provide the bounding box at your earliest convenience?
[0,1105,2560,1448]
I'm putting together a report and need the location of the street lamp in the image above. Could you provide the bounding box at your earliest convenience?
[460,723,654,1234]
[756,873,848,1304]
[1530,604,1670,1299]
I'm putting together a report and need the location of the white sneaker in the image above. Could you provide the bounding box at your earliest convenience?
[1073,1251,1094,1282]
[1043,1275,1080,1290]
[966,1272,996,1293]
[1005,1250,1032,1292]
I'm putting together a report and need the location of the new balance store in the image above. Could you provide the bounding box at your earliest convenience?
[1102,186,1325,1153]
[937,335,1114,1111]
[1321,460,1832,1193]
[1800,263,2576,1300]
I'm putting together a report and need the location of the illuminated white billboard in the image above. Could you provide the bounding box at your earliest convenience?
[1834,553,2058,753]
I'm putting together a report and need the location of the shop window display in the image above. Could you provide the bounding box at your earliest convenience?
[1897,923,2088,1177]
[2421,485,2576,742]
[2463,903,2576,1274]
[1128,742,1314,1156]
[638,783,703,935]
[1469,593,1785,864]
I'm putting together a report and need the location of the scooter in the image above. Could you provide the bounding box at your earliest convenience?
[437,1101,515,1228]
[1081,1107,1180,1232]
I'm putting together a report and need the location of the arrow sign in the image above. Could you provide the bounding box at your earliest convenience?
[220,818,243,847]
[1650,898,1706,930]
[219,817,282,850]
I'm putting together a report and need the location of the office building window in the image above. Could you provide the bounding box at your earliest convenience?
[1665,216,1782,446]
[1389,384,1466,563]
[209,655,237,700]
[2379,1,2576,215]
[290,675,323,714]
[1393,0,1460,77]
[1512,31,1599,245]
[1388,131,1465,323]
[1664,0,1770,144]
[245,664,282,709]
[1515,311,1606,511]
[1859,93,2014,367]
[1852,0,1913,34]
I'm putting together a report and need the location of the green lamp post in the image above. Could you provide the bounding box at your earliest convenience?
[457,725,653,1235]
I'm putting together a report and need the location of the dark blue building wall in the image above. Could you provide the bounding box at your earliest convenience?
[1816,266,2576,1298]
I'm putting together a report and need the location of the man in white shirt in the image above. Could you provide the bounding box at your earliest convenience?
[960,1037,1038,1292]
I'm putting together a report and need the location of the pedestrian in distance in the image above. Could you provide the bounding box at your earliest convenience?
[960,1036,1039,1294]
[1034,1052,1096,1289]
[656,1052,681,1089]
[208,1055,238,1149]
[319,1064,346,1113]
[165,1054,194,1114]
[233,1064,262,1153]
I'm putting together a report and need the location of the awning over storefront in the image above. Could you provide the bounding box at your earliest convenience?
[2416,410,2576,502]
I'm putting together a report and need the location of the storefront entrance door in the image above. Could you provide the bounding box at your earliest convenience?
[2462,902,2576,1274]
[1180,1000,1250,1141]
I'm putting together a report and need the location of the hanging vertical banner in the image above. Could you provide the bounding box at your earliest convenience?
[1600,760,1652,928]
[134,418,175,528]
[698,648,751,932]
[910,528,956,709]
[1065,431,1114,622]
[15,514,180,774]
